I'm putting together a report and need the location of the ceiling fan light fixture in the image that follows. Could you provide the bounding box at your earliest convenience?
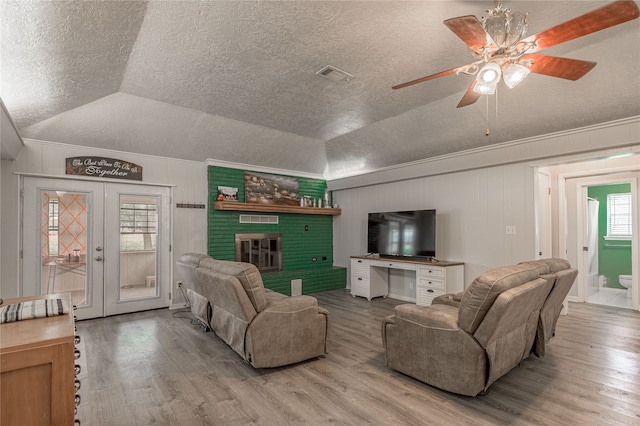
[483,3,529,49]
[476,61,501,85]
[502,63,530,88]
[473,80,497,95]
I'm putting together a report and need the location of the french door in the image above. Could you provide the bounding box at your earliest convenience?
[22,177,172,320]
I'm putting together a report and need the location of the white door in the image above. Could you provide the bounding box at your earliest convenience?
[104,183,171,316]
[536,171,552,259]
[22,177,172,319]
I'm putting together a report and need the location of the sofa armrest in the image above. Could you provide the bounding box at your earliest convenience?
[261,294,319,312]
[245,295,329,368]
[393,303,460,329]
[431,291,463,308]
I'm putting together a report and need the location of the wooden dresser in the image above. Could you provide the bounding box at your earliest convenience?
[1,293,77,425]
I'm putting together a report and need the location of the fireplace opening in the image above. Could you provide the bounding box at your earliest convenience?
[235,233,282,272]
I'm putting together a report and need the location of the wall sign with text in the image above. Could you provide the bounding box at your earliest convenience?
[65,157,143,181]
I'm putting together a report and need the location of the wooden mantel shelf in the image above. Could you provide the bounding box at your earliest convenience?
[213,201,341,216]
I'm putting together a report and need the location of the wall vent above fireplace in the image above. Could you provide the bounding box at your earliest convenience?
[239,214,279,224]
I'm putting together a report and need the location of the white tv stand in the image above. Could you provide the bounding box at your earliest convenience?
[350,255,464,306]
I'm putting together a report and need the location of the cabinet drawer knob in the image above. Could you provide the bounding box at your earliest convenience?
[75,379,81,391]
[74,348,81,360]
[357,277,362,281]
[427,289,434,293]
[75,364,81,375]
[357,260,362,263]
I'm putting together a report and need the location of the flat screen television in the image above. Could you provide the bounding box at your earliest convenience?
[367,209,436,259]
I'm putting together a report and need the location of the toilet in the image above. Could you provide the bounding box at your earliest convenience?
[619,275,632,298]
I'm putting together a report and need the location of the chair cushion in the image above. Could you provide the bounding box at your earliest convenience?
[458,264,539,334]
[199,258,267,312]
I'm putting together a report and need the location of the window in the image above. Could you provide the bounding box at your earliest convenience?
[120,202,157,251]
[48,200,59,231]
[606,193,632,239]
[48,199,59,256]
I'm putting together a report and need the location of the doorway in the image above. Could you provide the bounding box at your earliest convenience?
[22,177,172,319]
[577,179,635,310]
[556,171,638,311]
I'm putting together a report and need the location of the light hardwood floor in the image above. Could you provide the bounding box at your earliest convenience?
[75,289,640,425]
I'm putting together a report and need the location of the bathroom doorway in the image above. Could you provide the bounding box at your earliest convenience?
[572,176,638,311]
[581,182,634,309]
[548,154,639,312]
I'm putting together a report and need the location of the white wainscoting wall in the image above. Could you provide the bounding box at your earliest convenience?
[332,162,536,287]
[331,118,640,293]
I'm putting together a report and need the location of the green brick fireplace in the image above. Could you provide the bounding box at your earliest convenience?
[208,165,346,295]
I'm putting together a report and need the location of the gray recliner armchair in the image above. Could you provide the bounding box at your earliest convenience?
[382,263,553,396]
[434,258,578,357]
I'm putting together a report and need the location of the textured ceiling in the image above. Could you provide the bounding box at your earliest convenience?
[1,1,639,178]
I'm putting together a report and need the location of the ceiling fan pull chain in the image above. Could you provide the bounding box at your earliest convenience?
[495,87,499,135]
[485,94,490,136]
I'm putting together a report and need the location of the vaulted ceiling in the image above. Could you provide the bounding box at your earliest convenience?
[2,1,639,178]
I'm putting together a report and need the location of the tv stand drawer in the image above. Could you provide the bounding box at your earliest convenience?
[417,265,444,278]
[417,286,443,306]
[370,260,416,271]
[418,277,444,291]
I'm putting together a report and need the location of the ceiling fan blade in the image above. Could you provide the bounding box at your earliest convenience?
[444,15,494,53]
[392,68,458,90]
[522,0,640,53]
[457,81,481,108]
[523,54,597,81]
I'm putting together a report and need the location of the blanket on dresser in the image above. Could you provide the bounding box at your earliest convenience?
[0,298,67,323]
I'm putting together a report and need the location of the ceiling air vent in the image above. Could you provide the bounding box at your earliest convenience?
[315,65,353,83]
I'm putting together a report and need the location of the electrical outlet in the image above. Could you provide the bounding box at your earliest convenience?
[506,226,517,235]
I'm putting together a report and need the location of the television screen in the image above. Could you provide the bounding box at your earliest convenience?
[367,210,436,259]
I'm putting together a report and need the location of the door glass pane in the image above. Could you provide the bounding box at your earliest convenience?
[119,195,158,301]
[40,191,88,307]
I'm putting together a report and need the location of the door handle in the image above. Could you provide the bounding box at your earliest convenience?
[95,256,103,261]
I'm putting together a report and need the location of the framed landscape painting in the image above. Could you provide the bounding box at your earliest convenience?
[244,172,299,206]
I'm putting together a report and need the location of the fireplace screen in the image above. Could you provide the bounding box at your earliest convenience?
[235,233,282,272]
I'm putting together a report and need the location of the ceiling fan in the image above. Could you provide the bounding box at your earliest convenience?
[392,1,640,108]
